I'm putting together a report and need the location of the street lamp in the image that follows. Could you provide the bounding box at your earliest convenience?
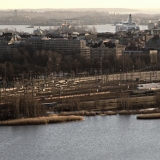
[4,62,7,94]
[133,65,134,72]
[30,71,32,81]
[97,84,100,92]
[126,69,128,82]
[119,66,121,83]
[31,78,34,97]
[56,64,58,73]
[93,69,96,81]
[59,86,63,97]
[119,81,122,92]
[4,62,7,83]
[100,61,102,76]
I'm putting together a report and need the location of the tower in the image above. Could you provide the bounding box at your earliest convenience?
[128,14,132,24]
[14,10,18,17]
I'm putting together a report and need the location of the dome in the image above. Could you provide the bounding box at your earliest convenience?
[33,28,43,35]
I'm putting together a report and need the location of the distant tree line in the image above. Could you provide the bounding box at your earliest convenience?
[0,46,153,81]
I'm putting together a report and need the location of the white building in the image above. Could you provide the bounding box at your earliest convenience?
[148,21,155,30]
[115,14,139,32]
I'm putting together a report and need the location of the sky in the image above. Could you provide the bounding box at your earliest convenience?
[1,0,160,9]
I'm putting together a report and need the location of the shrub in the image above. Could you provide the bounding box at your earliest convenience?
[1,95,46,120]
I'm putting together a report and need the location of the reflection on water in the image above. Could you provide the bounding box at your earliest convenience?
[0,115,160,160]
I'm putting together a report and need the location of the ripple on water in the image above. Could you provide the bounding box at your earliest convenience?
[0,115,160,160]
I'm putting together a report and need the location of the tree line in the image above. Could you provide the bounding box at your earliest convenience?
[0,46,153,81]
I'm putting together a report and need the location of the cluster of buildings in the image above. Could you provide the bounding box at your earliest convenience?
[1,16,160,63]
[25,26,128,60]
[0,28,125,60]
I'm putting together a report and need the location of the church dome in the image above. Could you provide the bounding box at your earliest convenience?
[33,28,43,35]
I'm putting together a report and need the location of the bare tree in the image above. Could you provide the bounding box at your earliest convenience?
[117,93,131,110]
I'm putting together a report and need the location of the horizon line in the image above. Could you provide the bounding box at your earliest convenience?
[0,7,160,10]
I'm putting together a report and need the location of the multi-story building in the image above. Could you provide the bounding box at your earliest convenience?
[123,50,143,56]
[148,21,155,30]
[0,33,22,59]
[81,46,90,59]
[145,35,160,50]
[90,41,125,59]
[26,35,90,57]
[151,29,160,35]
[149,50,158,63]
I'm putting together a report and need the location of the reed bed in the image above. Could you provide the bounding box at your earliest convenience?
[59,111,96,116]
[137,113,160,119]
[95,111,103,115]
[104,111,117,115]
[118,110,132,115]
[46,115,84,123]
[59,110,118,116]
[119,109,160,115]
[0,115,84,126]
[58,109,160,117]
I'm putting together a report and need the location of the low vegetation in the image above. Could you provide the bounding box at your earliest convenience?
[59,111,97,116]
[137,113,160,119]
[154,92,160,108]
[0,115,84,126]
[117,93,131,110]
[104,111,117,115]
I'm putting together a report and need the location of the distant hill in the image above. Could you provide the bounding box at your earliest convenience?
[2,8,140,13]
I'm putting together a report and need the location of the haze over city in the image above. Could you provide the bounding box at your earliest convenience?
[1,0,160,9]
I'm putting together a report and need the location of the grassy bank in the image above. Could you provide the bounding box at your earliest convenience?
[137,113,160,119]
[0,115,84,126]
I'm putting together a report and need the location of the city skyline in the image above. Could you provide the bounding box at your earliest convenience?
[1,0,160,9]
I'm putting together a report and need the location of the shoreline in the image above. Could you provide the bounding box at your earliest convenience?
[137,113,160,119]
[1,108,160,126]
[0,115,84,126]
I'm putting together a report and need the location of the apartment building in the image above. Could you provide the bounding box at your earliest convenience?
[0,33,21,59]
[90,41,125,59]
[145,35,160,50]
[26,36,90,57]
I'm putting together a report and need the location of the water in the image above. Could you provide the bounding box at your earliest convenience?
[0,25,56,34]
[0,24,148,34]
[88,24,148,33]
[0,115,160,160]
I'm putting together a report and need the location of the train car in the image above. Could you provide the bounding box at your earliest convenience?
[137,83,160,90]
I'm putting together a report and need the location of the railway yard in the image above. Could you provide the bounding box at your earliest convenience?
[1,70,160,112]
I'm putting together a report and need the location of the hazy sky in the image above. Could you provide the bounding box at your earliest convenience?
[1,0,160,9]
